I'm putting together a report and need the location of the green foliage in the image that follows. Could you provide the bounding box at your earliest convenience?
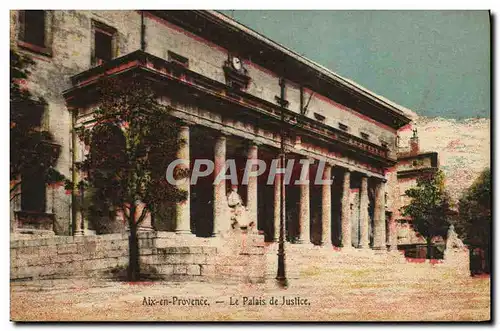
[10,49,65,199]
[78,75,187,228]
[78,74,187,280]
[455,168,491,248]
[401,170,452,254]
[81,186,124,234]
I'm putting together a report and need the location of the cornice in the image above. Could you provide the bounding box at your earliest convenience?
[63,50,397,168]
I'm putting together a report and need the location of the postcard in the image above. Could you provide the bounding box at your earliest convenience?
[9,9,490,322]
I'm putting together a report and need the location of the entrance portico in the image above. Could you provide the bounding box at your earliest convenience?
[63,50,405,255]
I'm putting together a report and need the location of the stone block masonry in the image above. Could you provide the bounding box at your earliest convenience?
[11,234,129,280]
[10,232,266,283]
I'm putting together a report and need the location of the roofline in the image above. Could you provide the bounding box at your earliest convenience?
[397,151,439,168]
[397,167,439,178]
[397,151,439,161]
[146,10,411,129]
[207,10,413,120]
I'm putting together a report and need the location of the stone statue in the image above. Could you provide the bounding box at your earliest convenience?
[446,224,465,250]
[443,224,469,276]
[227,185,253,231]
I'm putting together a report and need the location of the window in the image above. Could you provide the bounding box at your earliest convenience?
[92,21,117,66]
[18,10,52,56]
[168,51,189,68]
[95,30,113,63]
[21,11,45,47]
[21,169,46,213]
[313,112,325,122]
[338,123,349,131]
[360,132,370,140]
[412,159,424,167]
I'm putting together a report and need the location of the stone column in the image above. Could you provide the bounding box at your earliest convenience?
[372,179,387,250]
[388,212,398,251]
[358,175,370,248]
[321,163,332,246]
[72,118,84,236]
[246,143,258,227]
[137,202,153,232]
[297,159,311,244]
[273,158,281,242]
[73,195,84,236]
[340,169,351,248]
[175,124,191,234]
[212,134,227,236]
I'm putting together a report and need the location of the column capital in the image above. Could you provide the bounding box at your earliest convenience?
[367,174,386,182]
[316,158,334,167]
[323,160,334,168]
[178,119,196,127]
[298,156,315,164]
[337,164,353,173]
[219,129,232,137]
[247,139,263,147]
[214,131,231,141]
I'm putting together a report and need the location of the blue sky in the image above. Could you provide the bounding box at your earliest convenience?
[220,10,490,119]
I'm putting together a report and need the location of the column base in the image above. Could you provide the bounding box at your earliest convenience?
[73,230,84,236]
[389,245,398,251]
[372,246,387,251]
[339,245,355,251]
[210,231,225,238]
[175,230,194,235]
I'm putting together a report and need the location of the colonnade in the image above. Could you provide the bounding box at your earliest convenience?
[174,124,397,251]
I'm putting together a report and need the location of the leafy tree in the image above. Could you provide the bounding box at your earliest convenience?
[78,75,187,281]
[455,168,491,272]
[10,49,64,201]
[401,169,452,259]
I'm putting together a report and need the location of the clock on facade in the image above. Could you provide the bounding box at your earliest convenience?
[223,54,250,90]
[232,56,242,71]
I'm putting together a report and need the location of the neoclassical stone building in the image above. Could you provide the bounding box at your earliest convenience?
[10,10,413,253]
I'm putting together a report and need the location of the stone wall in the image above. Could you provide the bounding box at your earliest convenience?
[10,232,266,283]
[10,233,128,281]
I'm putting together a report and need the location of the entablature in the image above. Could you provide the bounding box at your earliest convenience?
[63,50,397,169]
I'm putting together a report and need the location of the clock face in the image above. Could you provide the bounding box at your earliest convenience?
[232,57,242,70]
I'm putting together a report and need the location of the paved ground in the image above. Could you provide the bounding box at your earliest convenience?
[10,263,490,322]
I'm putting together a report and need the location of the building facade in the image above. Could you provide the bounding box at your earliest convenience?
[393,129,443,258]
[10,10,413,253]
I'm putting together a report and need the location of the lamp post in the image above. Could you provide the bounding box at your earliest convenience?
[276,77,288,287]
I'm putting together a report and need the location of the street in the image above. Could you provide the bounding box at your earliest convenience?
[10,263,490,322]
